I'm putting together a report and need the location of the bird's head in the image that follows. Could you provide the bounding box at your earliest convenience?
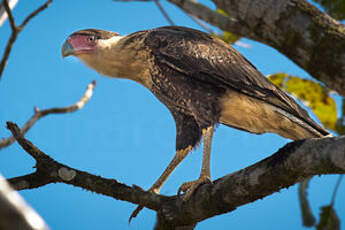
[61,28,150,86]
[61,29,120,58]
[61,29,129,77]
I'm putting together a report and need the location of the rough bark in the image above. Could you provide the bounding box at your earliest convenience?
[168,0,345,96]
[6,122,345,229]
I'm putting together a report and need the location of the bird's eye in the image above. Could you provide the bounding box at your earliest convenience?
[88,36,95,42]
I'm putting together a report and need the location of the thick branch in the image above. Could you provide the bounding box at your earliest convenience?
[154,137,345,227]
[168,0,345,96]
[5,120,345,228]
[0,81,96,150]
[0,0,52,79]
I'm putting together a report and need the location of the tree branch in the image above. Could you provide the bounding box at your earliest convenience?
[168,0,246,35]
[2,0,16,31]
[0,0,52,79]
[5,120,345,228]
[167,0,345,96]
[0,173,49,230]
[6,122,167,210]
[186,14,214,34]
[18,0,52,29]
[0,80,96,150]
[154,0,175,25]
[153,137,345,227]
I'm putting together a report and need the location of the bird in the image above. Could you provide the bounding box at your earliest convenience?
[61,26,329,220]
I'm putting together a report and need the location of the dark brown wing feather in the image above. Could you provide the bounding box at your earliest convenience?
[143,26,328,136]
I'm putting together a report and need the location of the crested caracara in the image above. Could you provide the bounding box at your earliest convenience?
[62,26,329,220]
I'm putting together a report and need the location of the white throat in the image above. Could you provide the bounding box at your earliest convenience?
[98,35,125,49]
[76,33,152,88]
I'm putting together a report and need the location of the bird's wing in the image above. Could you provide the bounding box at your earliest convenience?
[143,26,328,136]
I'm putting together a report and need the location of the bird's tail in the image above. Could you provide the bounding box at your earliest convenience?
[219,90,330,140]
[272,107,331,140]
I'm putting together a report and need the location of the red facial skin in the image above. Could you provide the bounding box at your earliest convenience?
[67,34,97,55]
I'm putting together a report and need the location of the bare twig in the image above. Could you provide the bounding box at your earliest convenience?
[187,14,214,34]
[19,0,52,29]
[0,0,18,26]
[0,81,96,150]
[298,178,316,227]
[0,0,52,79]
[167,0,244,36]
[331,175,344,205]
[2,0,16,31]
[5,121,345,228]
[154,0,175,25]
[0,1,19,79]
[114,0,151,1]
[116,0,237,33]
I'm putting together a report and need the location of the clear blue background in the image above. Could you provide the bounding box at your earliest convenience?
[0,1,344,229]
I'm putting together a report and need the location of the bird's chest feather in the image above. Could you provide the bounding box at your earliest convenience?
[150,66,225,127]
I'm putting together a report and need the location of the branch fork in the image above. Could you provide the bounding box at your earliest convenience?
[6,119,345,228]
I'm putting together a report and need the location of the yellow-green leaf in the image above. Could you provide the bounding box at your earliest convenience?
[213,32,241,44]
[217,8,228,17]
[268,73,337,131]
[267,73,287,88]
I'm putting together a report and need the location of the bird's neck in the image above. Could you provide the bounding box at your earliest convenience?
[78,35,153,88]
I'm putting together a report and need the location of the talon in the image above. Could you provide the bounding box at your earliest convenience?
[129,206,143,224]
[129,187,159,223]
[178,176,211,201]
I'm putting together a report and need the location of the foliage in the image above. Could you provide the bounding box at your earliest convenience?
[269,73,344,228]
[268,73,340,131]
[213,31,241,44]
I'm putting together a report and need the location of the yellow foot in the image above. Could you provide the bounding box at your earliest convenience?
[129,187,159,223]
[178,176,211,201]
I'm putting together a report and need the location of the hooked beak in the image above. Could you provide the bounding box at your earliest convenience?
[61,41,75,58]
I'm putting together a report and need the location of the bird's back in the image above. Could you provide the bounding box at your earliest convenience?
[140,26,329,139]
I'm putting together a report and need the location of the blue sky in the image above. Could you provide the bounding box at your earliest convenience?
[0,0,344,229]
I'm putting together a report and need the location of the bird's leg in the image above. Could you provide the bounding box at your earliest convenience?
[178,126,214,201]
[129,146,192,222]
[148,146,192,194]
